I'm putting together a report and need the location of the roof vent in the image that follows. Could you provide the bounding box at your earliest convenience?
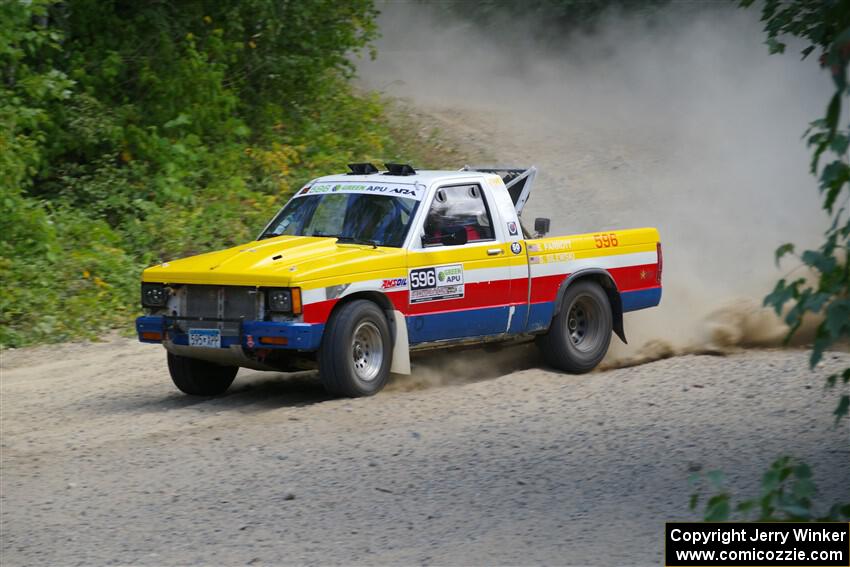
[347,163,379,175]
[384,163,416,176]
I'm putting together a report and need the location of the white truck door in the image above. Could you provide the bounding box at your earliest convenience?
[406,181,512,343]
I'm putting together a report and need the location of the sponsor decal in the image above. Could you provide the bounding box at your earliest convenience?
[543,239,573,251]
[527,243,541,253]
[381,277,408,290]
[246,334,255,348]
[531,252,575,264]
[511,242,522,255]
[507,221,518,236]
[296,182,423,200]
[549,252,575,262]
[409,264,464,303]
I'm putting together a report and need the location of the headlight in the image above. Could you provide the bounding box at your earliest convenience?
[266,288,292,312]
[141,283,168,307]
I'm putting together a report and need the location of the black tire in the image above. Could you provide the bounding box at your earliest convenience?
[167,352,238,396]
[318,300,392,397]
[537,280,613,373]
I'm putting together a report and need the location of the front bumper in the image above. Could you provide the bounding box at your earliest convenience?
[135,316,324,351]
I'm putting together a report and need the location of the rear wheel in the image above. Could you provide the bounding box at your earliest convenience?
[319,300,392,397]
[537,280,612,373]
[167,352,238,396]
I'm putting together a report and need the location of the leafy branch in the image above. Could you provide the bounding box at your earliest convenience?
[743,0,850,423]
[690,0,849,523]
[690,457,850,522]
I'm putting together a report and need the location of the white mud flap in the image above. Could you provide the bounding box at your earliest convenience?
[390,310,411,375]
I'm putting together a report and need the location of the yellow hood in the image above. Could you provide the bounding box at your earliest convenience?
[142,235,406,287]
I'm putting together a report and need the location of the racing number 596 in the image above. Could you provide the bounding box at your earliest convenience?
[593,233,619,248]
[410,268,437,289]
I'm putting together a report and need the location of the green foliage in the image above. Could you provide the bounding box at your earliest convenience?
[743,0,850,422]
[692,0,850,528]
[0,0,434,347]
[689,457,850,522]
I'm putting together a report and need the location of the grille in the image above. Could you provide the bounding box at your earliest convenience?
[178,285,259,335]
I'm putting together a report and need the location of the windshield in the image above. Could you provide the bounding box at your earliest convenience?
[260,192,420,247]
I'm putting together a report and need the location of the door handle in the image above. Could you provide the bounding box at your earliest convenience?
[487,248,503,256]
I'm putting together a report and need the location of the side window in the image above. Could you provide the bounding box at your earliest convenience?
[422,184,494,247]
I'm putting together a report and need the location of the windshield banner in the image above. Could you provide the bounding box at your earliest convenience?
[296,182,423,200]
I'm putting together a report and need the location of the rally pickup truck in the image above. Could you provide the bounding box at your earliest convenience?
[136,164,662,397]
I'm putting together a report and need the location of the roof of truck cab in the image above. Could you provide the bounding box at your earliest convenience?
[311,170,499,186]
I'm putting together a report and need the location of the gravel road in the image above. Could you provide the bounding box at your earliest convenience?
[1,338,848,566]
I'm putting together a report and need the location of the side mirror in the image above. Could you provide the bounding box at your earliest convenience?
[440,226,469,247]
[534,217,551,237]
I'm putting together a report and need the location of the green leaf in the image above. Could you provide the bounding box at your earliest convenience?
[824,92,841,138]
[834,395,849,424]
[163,113,192,129]
[763,469,780,492]
[794,462,812,479]
[706,470,725,488]
[774,243,794,266]
[764,278,800,314]
[766,37,786,54]
[791,477,816,502]
[822,300,850,343]
[801,249,837,273]
[819,160,850,213]
[736,500,755,513]
[705,494,731,521]
[831,132,849,155]
[779,502,812,519]
[689,493,699,511]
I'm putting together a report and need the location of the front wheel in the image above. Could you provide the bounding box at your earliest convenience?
[318,300,392,397]
[537,280,613,373]
[167,352,238,396]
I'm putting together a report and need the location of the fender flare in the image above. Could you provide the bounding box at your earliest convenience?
[326,290,411,374]
[553,268,627,344]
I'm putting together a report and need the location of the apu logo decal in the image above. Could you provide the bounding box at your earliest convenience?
[299,183,423,200]
[507,221,518,236]
[381,278,408,290]
[409,264,464,303]
[511,242,522,255]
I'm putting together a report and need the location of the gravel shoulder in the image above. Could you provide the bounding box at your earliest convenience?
[1,339,848,566]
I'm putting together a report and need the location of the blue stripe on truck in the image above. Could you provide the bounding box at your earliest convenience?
[621,287,662,312]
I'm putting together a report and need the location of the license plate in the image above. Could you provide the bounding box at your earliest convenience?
[188,328,221,348]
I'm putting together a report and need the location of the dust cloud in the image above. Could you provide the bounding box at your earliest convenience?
[357,1,832,374]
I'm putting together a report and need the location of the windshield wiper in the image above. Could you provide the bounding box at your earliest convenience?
[336,235,378,249]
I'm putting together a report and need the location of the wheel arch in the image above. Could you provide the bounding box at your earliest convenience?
[334,290,395,314]
[328,290,411,374]
[553,269,626,344]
